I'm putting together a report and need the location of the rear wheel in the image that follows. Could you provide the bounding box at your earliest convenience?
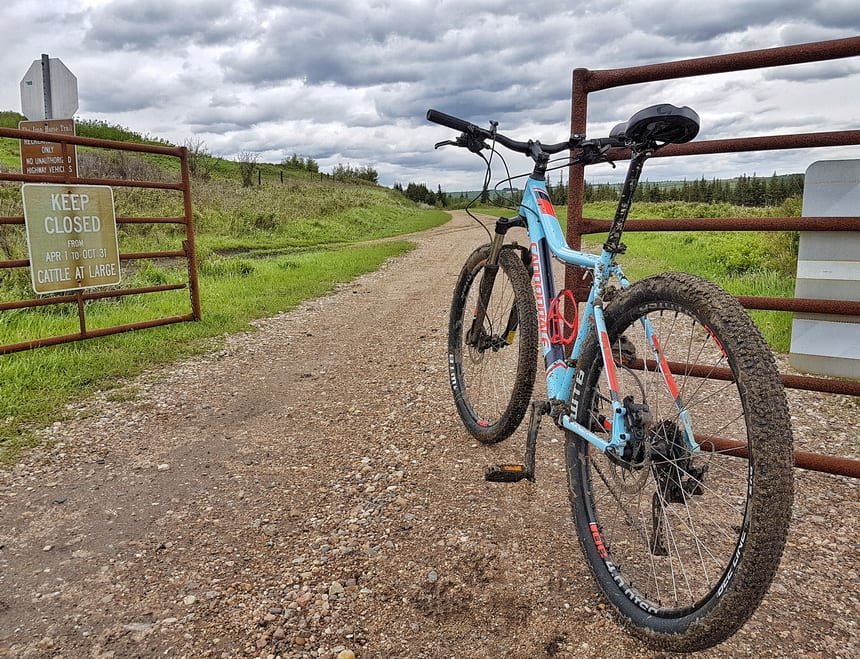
[448,245,538,443]
[567,273,793,652]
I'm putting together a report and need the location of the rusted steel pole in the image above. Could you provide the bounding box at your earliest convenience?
[0,126,186,156]
[566,68,591,303]
[179,146,202,321]
[579,216,860,233]
[736,296,860,317]
[0,315,195,356]
[0,284,188,311]
[586,37,860,91]
[628,358,860,397]
[1,171,184,190]
[705,435,860,479]
[655,130,860,158]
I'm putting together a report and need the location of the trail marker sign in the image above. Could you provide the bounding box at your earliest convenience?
[19,118,78,179]
[22,184,121,294]
[19,56,79,179]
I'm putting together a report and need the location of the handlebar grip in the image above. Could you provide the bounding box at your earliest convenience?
[426,109,478,134]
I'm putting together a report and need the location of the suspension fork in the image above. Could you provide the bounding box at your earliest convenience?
[466,216,527,345]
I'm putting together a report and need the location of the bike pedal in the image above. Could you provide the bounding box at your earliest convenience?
[485,464,531,483]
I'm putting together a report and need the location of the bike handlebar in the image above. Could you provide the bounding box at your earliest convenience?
[427,103,699,162]
[425,109,476,135]
[426,108,625,161]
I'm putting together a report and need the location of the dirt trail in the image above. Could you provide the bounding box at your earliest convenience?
[1,212,857,658]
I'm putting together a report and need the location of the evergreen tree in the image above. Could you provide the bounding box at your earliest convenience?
[437,184,448,207]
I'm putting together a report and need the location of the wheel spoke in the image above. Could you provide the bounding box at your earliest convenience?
[567,273,792,651]
[449,248,537,443]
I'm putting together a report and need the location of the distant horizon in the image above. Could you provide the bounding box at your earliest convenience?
[422,171,807,197]
[2,104,809,197]
[0,102,827,199]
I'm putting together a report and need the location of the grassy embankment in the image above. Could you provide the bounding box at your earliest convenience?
[0,112,449,461]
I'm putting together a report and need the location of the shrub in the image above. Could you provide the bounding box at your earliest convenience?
[238,152,258,188]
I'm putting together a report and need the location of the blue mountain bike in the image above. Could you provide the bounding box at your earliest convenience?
[428,104,794,652]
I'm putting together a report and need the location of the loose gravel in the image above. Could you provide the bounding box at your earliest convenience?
[1,212,857,658]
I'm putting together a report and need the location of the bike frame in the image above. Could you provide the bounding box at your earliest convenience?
[492,152,697,456]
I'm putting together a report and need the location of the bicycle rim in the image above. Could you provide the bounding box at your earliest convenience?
[567,273,793,651]
[448,246,537,443]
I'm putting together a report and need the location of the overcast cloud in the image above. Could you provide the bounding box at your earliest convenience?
[1,1,858,189]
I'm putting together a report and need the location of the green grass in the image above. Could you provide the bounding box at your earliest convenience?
[0,111,25,170]
[0,127,450,462]
[0,241,417,462]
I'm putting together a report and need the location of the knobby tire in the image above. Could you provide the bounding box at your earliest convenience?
[567,272,794,652]
[448,245,538,444]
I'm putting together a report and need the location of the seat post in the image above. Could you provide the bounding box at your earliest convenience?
[603,149,649,255]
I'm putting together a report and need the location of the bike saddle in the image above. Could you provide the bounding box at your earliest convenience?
[613,104,700,145]
[610,121,629,140]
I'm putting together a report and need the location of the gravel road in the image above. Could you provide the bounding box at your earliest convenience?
[1,212,857,658]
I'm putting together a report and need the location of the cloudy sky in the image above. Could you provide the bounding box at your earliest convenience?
[1,1,859,189]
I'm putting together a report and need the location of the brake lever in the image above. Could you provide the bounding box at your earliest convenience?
[600,145,616,169]
[434,135,489,153]
[459,133,489,153]
[578,144,616,168]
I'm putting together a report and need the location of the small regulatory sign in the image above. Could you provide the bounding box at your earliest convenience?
[22,184,121,294]
[19,119,78,179]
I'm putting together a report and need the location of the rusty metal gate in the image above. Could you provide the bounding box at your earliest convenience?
[0,127,200,354]
[566,36,860,479]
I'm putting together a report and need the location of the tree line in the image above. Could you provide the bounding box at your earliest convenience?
[393,182,450,207]
[547,172,805,207]
[397,172,804,209]
[329,163,379,184]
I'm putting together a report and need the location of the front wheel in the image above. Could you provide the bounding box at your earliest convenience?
[448,244,538,443]
[567,272,794,652]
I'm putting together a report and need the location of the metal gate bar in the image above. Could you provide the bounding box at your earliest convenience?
[704,436,859,479]
[0,126,200,355]
[567,36,860,479]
